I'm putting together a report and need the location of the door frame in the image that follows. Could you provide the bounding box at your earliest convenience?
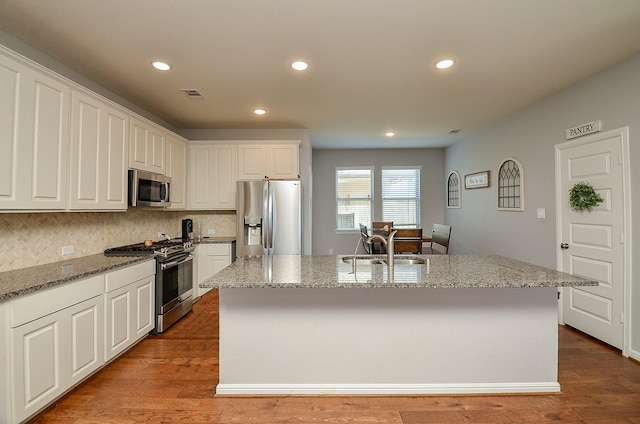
[554,126,633,358]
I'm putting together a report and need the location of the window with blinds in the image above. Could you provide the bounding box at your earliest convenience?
[335,168,373,230]
[382,167,420,227]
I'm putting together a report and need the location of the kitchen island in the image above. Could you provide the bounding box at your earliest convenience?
[202,255,597,395]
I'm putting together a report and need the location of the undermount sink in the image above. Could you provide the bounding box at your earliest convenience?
[341,255,426,265]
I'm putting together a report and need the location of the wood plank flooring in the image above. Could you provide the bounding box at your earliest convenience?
[29,289,640,423]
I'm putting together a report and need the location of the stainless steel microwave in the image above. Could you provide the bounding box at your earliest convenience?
[128,169,171,208]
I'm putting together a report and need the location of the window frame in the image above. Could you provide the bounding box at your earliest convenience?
[447,170,462,209]
[496,157,525,211]
[381,166,421,228]
[335,166,374,232]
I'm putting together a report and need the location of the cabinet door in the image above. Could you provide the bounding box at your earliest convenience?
[68,296,104,385]
[69,90,128,210]
[129,116,165,174]
[166,133,188,210]
[133,275,155,339]
[11,309,66,423]
[0,51,70,210]
[269,144,299,179]
[212,145,237,209]
[237,144,267,180]
[104,285,132,361]
[189,144,213,209]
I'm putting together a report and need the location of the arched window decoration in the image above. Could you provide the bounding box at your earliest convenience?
[497,158,524,211]
[447,171,461,208]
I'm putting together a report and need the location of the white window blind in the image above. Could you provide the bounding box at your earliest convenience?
[336,168,373,230]
[382,167,420,227]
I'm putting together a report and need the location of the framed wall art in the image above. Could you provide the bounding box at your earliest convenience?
[464,171,490,189]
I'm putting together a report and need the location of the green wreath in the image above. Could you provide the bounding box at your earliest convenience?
[569,182,604,212]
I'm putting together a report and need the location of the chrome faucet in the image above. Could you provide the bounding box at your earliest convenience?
[366,230,397,268]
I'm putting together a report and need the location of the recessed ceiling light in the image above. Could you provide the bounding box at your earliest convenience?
[385,131,396,137]
[253,108,267,115]
[152,61,171,71]
[291,60,308,71]
[435,59,454,69]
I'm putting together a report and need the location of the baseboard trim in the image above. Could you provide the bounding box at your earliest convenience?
[216,382,561,396]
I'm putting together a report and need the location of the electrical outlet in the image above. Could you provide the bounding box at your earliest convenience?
[328,248,334,254]
[208,229,216,235]
[62,245,74,256]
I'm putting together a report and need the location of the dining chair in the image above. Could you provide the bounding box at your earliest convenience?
[359,223,372,254]
[393,228,423,254]
[424,224,451,254]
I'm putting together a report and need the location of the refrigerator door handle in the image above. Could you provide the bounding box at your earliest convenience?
[262,183,269,250]
[267,187,274,250]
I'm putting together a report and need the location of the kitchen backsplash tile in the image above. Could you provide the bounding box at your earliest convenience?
[0,210,236,273]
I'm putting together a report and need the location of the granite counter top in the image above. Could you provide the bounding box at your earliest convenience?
[0,254,153,301]
[201,254,598,289]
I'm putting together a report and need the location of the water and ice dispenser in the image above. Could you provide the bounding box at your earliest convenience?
[244,215,262,246]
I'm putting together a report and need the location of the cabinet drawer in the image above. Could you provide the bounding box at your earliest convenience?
[204,243,231,255]
[10,274,103,328]
[105,260,155,292]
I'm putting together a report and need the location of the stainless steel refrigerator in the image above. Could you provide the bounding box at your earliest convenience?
[236,180,302,257]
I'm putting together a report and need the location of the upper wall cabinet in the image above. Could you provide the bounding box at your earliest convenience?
[165,133,188,210]
[237,143,299,180]
[0,49,70,210]
[69,89,129,210]
[189,144,237,210]
[129,116,165,175]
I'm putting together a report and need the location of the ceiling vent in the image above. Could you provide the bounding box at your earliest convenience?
[180,89,205,99]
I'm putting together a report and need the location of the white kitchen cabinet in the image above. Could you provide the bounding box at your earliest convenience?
[189,144,237,209]
[0,48,70,210]
[104,260,155,362]
[7,274,104,423]
[129,116,166,174]
[69,89,129,210]
[196,243,233,297]
[237,143,299,180]
[165,133,188,210]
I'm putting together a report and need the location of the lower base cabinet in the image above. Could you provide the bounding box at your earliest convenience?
[7,275,104,424]
[196,243,233,298]
[0,259,155,423]
[104,261,155,361]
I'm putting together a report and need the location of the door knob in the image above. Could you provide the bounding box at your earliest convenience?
[560,243,569,250]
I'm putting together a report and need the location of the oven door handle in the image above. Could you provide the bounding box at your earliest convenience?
[160,254,193,270]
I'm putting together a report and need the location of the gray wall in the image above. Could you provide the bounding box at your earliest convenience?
[445,52,640,358]
[312,148,445,255]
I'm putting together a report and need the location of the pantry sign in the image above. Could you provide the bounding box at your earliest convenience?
[565,120,601,140]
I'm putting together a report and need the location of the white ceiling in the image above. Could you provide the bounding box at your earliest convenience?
[1,0,639,149]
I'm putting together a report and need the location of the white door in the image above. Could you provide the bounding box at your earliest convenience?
[555,128,629,350]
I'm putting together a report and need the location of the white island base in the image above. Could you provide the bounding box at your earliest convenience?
[217,287,560,395]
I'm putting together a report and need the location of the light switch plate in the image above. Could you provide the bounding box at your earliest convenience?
[208,229,216,235]
[537,208,546,219]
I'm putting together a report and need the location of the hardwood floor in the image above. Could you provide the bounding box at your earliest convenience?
[30,289,640,423]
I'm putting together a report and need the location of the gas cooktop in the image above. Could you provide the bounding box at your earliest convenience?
[104,239,194,258]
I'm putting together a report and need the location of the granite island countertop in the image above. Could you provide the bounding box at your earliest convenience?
[202,254,598,289]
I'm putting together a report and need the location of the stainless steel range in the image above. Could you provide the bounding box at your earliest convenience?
[105,239,195,334]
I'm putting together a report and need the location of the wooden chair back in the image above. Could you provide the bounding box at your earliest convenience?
[372,221,393,234]
[393,228,422,254]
